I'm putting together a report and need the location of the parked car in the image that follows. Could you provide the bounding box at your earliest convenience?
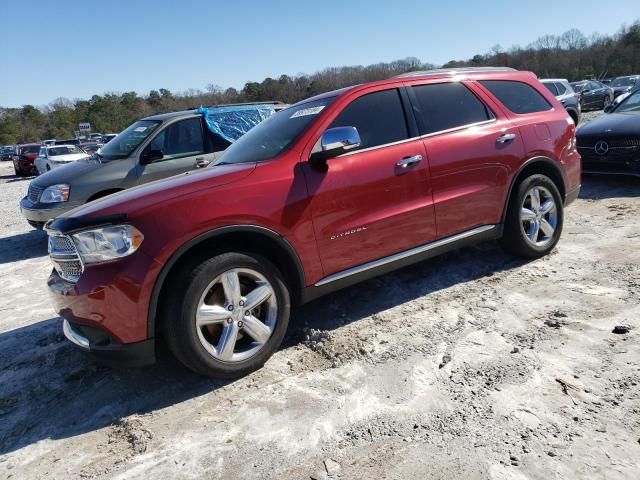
[608,83,640,109]
[44,67,581,378]
[43,139,57,146]
[540,78,581,124]
[78,142,103,155]
[570,80,614,110]
[0,146,17,161]
[609,75,640,98]
[53,138,80,146]
[13,143,43,176]
[88,133,104,142]
[34,145,91,174]
[21,102,280,228]
[102,133,118,143]
[577,87,640,176]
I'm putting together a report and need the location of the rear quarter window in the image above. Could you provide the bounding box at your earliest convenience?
[480,80,552,114]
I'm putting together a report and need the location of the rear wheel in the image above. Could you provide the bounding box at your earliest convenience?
[164,252,291,378]
[499,174,563,258]
[603,95,611,110]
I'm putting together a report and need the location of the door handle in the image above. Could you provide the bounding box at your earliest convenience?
[195,157,210,168]
[396,154,422,168]
[496,133,516,144]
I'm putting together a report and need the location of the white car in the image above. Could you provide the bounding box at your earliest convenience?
[35,145,90,175]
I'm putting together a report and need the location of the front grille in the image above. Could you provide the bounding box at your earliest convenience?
[49,235,75,253]
[577,137,640,148]
[27,183,44,203]
[578,146,640,163]
[48,233,83,283]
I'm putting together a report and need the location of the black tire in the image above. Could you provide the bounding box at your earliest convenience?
[164,252,291,378]
[14,165,22,177]
[602,95,611,110]
[499,174,564,258]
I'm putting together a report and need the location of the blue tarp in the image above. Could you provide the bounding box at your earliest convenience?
[197,105,275,143]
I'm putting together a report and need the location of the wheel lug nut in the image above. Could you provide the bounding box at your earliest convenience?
[226,318,232,324]
[227,305,234,311]
[239,300,244,306]
[245,311,250,316]
[237,321,244,328]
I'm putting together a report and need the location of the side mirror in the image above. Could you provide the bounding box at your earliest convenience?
[604,104,615,113]
[140,149,163,165]
[310,126,361,163]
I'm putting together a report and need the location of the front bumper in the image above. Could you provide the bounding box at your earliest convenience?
[62,319,155,366]
[47,248,163,366]
[14,158,37,175]
[579,149,640,177]
[20,196,81,224]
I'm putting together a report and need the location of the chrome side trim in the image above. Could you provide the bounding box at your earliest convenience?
[63,319,90,350]
[419,118,497,139]
[314,225,497,287]
[338,135,421,157]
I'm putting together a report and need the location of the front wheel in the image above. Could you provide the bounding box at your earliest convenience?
[499,174,564,258]
[164,252,291,378]
[603,95,611,110]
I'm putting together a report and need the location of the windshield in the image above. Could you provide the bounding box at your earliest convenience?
[214,97,336,165]
[99,120,161,159]
[612,77,637,87]
[49,146,83,156]
[21,145,41,154]
[615,90,640,113]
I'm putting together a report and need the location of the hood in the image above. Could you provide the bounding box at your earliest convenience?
[49,153,89,162]
[32,157,103,187]
[56,162,256,223]
[577,112,640,138]
[612,86,632,93]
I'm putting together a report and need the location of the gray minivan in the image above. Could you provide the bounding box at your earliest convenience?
[20,103,280,228]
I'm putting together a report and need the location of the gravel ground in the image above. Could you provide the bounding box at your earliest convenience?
[0,115,639,479]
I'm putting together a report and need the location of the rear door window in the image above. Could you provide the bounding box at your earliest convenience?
[147,117,204,160]
[410,82,494,135]
[556,82,567,95]
[480,80,552,114]
[329,89,408,150]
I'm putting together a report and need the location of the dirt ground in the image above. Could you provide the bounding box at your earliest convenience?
[1,117,639,479]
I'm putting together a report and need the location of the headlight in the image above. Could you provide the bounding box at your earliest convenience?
[72,225,144,264]
[40,184,70,203]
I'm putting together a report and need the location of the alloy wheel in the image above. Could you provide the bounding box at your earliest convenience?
[519,186,558,247]
[195,268,277,363]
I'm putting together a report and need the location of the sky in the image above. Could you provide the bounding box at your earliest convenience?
[0,0,637,107]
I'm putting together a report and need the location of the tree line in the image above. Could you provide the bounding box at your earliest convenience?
[0,20,638,145]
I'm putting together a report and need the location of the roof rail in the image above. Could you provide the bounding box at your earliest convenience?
[394,67,517,79]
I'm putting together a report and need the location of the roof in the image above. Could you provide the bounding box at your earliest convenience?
[143,101,285,121]
[394,67,516,79]
[540,78,569,82]
[295,67,528,108]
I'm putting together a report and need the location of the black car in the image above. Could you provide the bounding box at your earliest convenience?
[540,79,581,124]
[570,80,614,111]
[609,75,640,98]
[576,88,640,176]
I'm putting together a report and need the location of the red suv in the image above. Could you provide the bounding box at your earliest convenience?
[46,68,581,377]
[13,143,43,176]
